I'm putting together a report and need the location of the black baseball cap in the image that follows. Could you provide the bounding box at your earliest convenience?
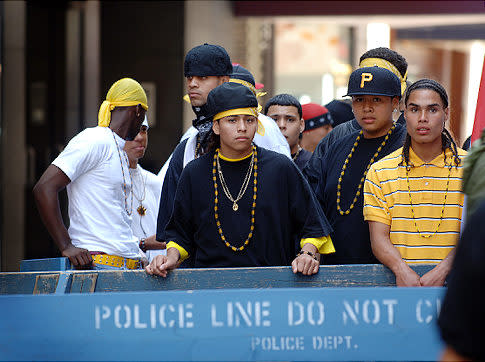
[206,82,258,121]
[345,66,401,98]
[184,43,233,77]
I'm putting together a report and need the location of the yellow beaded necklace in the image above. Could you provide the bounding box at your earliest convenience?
[336,123,396,216]
[405,152,452,238]
[212,146,258,252]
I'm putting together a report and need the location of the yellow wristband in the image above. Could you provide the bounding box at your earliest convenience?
[300,236,335,255]
[166,241,189,262]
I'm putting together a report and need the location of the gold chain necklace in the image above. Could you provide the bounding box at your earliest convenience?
[292,145,302,161]
[216,150,254,212]
[111,130,133,216]
[130,167,147,216]
[406,153,452,238]
[194,133,201,158]
[337,123,396,216]
[212,146,258,252]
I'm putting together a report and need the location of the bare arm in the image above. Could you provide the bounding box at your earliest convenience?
[33,165,92,267]
[143,234,166,250]
[368,221,421,287]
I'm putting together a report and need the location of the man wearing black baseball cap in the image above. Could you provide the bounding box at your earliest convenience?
[315,66,406,265]
[156,44,290,256]
[303,47,408,192]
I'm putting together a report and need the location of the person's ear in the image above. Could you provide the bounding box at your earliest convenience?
[212,120,220,135]
[443,107,450,124]
[300,118,305,133]
[220,75,230,84]
[136,104,146,119]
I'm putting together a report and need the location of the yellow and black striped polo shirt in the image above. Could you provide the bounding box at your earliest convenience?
[364,147,466,264]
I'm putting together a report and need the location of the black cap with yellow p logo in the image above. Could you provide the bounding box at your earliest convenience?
[345,66,401,98]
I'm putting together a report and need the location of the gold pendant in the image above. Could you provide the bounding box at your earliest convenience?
[137,205,147,216]
[232,203,238,211]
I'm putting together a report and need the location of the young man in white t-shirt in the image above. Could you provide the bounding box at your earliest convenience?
[33,78,148,269]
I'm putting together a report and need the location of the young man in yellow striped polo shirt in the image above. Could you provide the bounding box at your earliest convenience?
[364,79,467,287]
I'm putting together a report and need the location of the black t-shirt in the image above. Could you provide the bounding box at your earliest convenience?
[156,138,188,242]
[293,148,312,171]
[316,123,406,264]
[303,113,406,193]
[438,200,485,361]
[164,146,333,268]
[303,119,360,192]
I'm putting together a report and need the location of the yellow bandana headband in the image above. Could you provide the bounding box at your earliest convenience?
[213,107,264,136]
[213,107,259,121]
[359,57,408,95]
[98,78,148,127]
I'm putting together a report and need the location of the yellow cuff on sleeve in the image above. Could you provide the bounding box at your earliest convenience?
[166,241,189,262]
[301,236,335,255]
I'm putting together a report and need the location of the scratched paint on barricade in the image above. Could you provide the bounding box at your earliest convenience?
[0,287,444,361]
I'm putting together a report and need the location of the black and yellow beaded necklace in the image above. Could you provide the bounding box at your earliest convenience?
[405,151,452,238]
[336,123,396,216]
[212,146,258,252]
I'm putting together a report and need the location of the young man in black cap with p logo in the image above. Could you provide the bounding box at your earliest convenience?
[303,47,408,192]
[315,66,406,265]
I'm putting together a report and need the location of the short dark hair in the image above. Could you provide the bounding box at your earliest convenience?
[264,94,302,118]
[360,47,408,79]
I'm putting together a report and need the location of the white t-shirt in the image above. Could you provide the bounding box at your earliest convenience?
[129,165,165,262]
[52,126,142,259]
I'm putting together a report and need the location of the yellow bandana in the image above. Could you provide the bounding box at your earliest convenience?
[359,57,408,95]
[213,107,265,136]
[213,107,259,121]
[98,78,148,127]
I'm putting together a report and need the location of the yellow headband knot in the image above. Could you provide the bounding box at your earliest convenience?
[359,58,408,95]
[229,79,266,115]
[98,78,148,127]
[229,78,257,95]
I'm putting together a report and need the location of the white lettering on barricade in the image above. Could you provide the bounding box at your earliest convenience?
[312,336,355,350]
[251,336,305,351]
[211,301,271,327]
[95,303,194,329]
[287,301,325,326]
[342,299,398,325]
[114,305,131,328]
[416,298,441,324]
